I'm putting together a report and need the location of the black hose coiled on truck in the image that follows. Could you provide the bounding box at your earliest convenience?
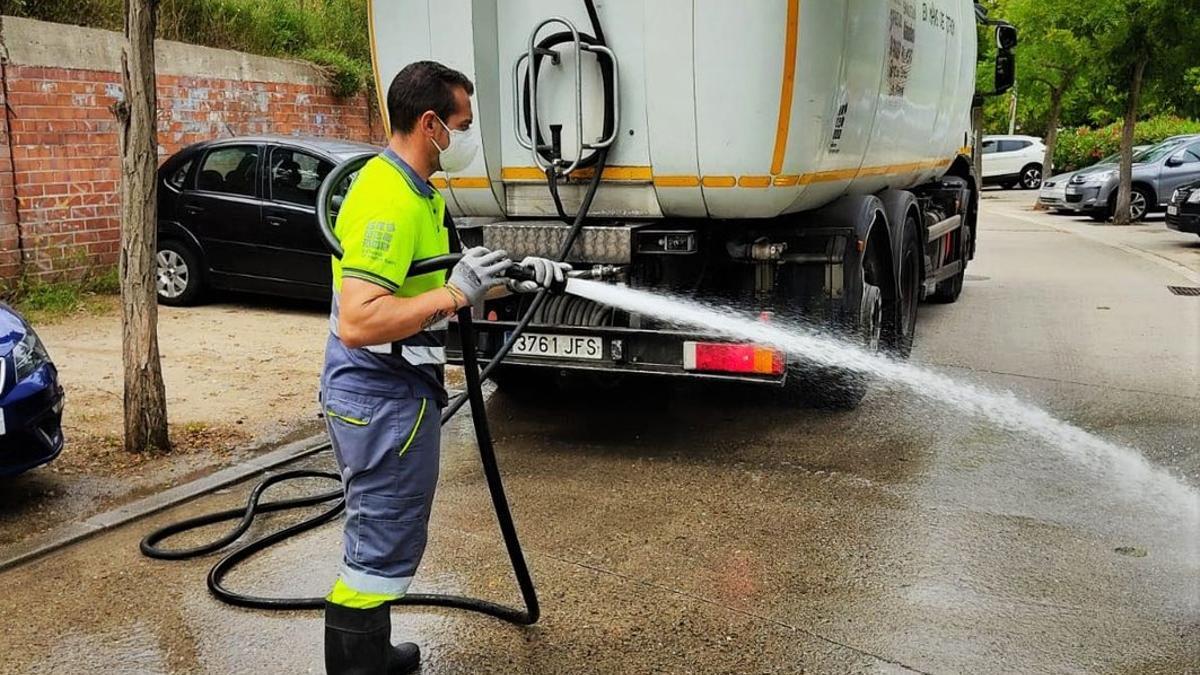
[141,0,614,626]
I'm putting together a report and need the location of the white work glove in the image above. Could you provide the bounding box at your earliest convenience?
[447,246,512,306]
[508,256,572,293]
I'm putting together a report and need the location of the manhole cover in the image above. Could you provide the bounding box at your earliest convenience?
[1167,285,1200,296]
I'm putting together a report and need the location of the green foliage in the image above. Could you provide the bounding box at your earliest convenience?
[303,47,370,99]
[1053,116,1200,171]
[7,0,372,97]
[0,266,121,323]
[978,0,1200,135]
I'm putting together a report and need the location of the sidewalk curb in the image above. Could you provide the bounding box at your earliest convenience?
[990,204,1200,284]
[0,433,331,573]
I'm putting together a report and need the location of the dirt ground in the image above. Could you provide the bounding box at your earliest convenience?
[0,294,334,550]
[45,295,330,464]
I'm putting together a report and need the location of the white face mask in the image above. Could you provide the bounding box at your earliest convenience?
[432,117,479,174]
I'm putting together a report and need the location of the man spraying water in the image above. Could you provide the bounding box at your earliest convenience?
[320,61,567,674]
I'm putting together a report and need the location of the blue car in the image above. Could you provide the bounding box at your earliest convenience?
[0,304,64,477]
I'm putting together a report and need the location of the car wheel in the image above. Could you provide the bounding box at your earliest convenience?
[1128,186,1151,222]
[1019,164,1042,190]
[156,240,203,306]
[1105,186,1152,223]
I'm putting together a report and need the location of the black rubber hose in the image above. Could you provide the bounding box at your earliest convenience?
[142,297,541,622]
[521,0,614,172]
[441,146,608,422]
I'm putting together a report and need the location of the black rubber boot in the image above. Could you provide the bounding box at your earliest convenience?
[324,601,420,674]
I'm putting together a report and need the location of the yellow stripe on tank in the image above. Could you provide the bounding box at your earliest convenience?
[770,0,801,176]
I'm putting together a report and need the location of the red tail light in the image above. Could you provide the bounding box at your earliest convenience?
[682,342,784,376]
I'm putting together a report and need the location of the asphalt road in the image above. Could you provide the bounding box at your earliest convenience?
[1,191,1197,674]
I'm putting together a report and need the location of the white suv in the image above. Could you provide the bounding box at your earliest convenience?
[981,135,1045,189]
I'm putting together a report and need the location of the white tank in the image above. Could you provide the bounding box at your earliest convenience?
[368,0,977,220]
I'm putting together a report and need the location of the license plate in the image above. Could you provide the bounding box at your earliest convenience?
[1065,187,1080,195]
[510,332,603,360]
[1167,204,1178,215]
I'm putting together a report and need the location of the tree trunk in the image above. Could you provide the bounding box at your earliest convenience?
[114,0,170,453]
[1033,87,1065,211]
[1112,56,1147,226]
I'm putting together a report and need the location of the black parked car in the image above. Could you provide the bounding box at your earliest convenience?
[1166,179,1200,238]
[156,136,378,305]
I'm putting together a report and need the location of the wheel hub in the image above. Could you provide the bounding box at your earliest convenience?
[156,250,190,299]
[861,282,883,352]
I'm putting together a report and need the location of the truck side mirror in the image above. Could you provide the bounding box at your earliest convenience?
[993,49,1015,95]
[995,24,1018,50]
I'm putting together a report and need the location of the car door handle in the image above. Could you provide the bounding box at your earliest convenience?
[265,215,288,226]
[183,204,205,214]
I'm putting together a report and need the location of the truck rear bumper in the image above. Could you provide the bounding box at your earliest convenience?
[447,320,787,386]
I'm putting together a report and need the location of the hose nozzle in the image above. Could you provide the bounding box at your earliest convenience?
[505,264,569,295]
[567,265,621,282]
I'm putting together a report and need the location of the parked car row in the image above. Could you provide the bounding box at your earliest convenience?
[1029,134,1200,223]
[1037,147,1149,212]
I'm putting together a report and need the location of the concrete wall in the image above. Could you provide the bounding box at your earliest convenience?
[0,15,384,280]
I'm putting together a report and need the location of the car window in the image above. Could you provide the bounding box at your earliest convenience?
[165,159,193,191]
[997,140,1027,152]
[1172,144,1200,164]
[1133,140,1186,164]
[197,145,259,197]
[270,147,334,207]
[981,140,997,154]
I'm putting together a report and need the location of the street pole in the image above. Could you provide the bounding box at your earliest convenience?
[1007,83,1017,135]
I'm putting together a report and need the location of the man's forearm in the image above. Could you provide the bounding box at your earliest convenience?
[338,279,464,348]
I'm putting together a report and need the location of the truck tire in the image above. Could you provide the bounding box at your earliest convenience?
[796,281,880,410]
[890,219,921,358]
[791,243,886,410]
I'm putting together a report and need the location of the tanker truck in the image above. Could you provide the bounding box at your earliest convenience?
[367,0,1016,408]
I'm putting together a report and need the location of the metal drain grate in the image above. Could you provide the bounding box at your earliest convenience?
[1168,285,1200,296]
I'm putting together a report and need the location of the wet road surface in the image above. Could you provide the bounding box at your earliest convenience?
[0,194,1197,673]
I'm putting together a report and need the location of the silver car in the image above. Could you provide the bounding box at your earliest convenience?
[1038,148,1148,213]
[1063,136,1200,221]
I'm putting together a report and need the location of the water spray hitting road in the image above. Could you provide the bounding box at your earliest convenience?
[565,279,1200,517]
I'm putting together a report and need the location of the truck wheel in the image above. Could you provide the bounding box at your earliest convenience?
[797,282,880,410]
[793,248,885,410]
[889,220,921,358]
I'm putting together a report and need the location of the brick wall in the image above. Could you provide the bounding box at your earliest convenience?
[0,16,384,281]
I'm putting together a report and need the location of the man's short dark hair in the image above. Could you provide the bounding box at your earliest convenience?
[387,61,474,134]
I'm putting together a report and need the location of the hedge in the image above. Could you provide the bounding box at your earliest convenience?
[1054,116,1200,172]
